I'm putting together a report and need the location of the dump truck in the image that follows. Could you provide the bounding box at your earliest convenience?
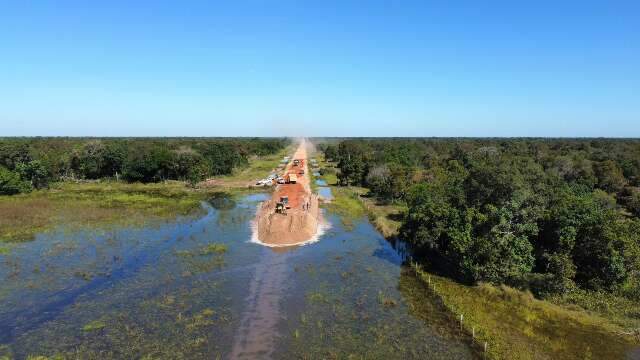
[287,173,297,184]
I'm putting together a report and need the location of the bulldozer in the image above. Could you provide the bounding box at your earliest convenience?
[275,202,287,215]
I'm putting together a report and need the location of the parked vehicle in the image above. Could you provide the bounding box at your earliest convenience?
[256,179,272,186]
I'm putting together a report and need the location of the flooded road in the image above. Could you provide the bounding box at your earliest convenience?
[0,191,476,359]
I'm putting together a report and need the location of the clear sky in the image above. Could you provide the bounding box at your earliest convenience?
[1,1,638,137]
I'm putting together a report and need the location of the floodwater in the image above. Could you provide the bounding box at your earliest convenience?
[315,179,333,201]
[0,192,477,359]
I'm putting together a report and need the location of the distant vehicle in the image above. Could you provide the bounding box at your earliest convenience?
[293,159,300,166]
[288,174,298,184]
[299,169,304,175]
[256,179,272,186]
[277,177,286,184]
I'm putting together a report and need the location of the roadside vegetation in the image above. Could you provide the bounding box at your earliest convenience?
[318,138,640,357]
[412,264,637,360]
[0,137,288,192]
[0,138,289,244]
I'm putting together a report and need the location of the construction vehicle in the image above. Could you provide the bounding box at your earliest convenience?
[280,195,289,205]
[275,202,287,214]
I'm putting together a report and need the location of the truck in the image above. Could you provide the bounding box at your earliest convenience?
[287,173,297,184]
[293,159,300,166]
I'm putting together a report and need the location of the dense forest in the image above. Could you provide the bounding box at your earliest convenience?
[0,137,288,194]
[321,138,640,301]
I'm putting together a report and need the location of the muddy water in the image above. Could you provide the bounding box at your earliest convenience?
[0,193,476,359]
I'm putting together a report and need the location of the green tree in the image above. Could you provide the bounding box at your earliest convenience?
[122,145,174,183]
[0,142,32,170]
[0,166,31,195]
[594,160,627,193]
[336,141,368,186]
[542,188,630,291]
[15,160,49,189]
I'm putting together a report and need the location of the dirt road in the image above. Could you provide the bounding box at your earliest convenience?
[254,139,320,246]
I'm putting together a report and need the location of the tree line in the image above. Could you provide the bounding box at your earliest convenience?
[0,137,288,194]
[321,138,640,300]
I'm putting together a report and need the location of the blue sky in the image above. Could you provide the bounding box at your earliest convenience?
[1,1,638,137]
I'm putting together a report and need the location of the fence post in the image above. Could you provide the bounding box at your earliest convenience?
[459,314,464,330]
[472,327,475,339]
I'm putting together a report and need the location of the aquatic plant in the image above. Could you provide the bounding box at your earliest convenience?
[200,243,228,255]
[0,244,10,255]
[82,320,106,332]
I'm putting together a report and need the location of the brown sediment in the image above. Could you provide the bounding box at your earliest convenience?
[255,139,320,247]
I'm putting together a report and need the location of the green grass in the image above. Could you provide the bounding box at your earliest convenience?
[322,171,338,186]
[548,289,640,330]
[0,244,11,255]
[412,263,639,360]
[200,243,228,255]
[209,146,293,188]
[0,181,222,243]
[350,187,405,238]
[82,320,106,332]
[324,186,366,227]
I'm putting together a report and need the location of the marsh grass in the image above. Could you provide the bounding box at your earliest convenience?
[547,289,640,330]
[412,264,639,360]
[175,243,227,274]
[200,243,227,255]
[82,320,106,332]
[0,181,223,243]
[324,187,366,228]
[351,187,405,238]
[0,244,11,255]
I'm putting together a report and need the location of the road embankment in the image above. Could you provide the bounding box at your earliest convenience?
[254,139,322,247]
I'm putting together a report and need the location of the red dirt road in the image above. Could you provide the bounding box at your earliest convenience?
[255,139,320,246]
[274,141,311,210]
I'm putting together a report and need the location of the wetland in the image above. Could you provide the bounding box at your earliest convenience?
[0,189,476,359]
